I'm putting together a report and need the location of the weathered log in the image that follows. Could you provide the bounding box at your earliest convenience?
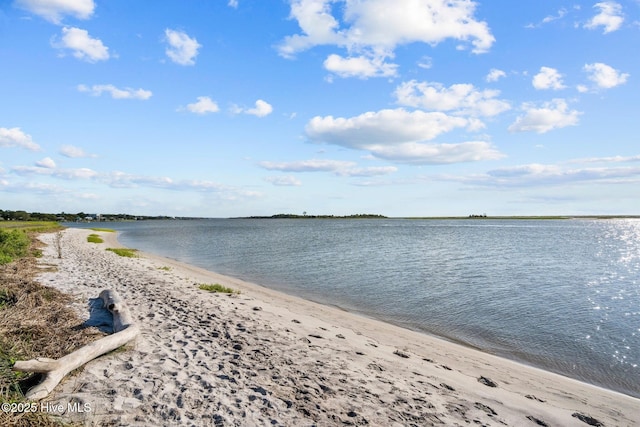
[12,290,139,400]
[99,289,135,332]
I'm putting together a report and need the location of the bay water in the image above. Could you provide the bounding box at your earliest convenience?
[70,218,640,397]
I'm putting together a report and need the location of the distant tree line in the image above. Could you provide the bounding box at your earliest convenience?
[247,213,388,219]
[0,210,176,222]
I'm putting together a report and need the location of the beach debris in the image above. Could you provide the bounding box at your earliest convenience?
[12,289,139,400]
[440,383,456,391]
[474,402,497,416]
[572,413,604,426]
[477,376,498,387]
[393,349,410,358]
[527,415,550,426]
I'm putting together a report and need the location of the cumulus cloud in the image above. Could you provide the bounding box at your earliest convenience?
[584,1,624,33]
[52,27,109,62]
[232,100,273,117]
[532,67,566,90]
[278,0,494,78]
[59,144,96,158]
[185,96,220,114]
[394,80,510,117]
[35,157,56,169]
[77,84,152,100]
[15,0,95,24]
[323,54,398,78]
[486,68,506,82]
[304,109,503,164]
[0,127,41,151]
[367,141,504,165]
[307,109,469,146]
[508,99,581,134]
[246,100,273,117]
[264,175,302,186]
[583,62,629,89]
[228,0,238,8]
[164,29,201,66]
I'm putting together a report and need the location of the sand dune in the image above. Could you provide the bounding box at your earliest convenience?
[34,228,640,426]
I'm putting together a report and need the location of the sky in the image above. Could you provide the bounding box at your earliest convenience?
[1,0,639,217]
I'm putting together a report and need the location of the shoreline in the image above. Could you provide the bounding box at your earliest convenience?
[34,228,639,426]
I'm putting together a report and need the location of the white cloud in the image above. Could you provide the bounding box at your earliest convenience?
[509,99,581,134]
[0,127,41,151]
[164,29,201,66]
[259,159,356,173]
[532,66,566,90]
[52,27,109,62]
[475,162,640,187]
[361,141,503,164]
[36,157,56,169]
[307,109,469,147]
[486,68,506,82]
[583,62,629,89]
[337,166,398,177]
[246,100,273,117]
[228,0,238,8]
[259,159,398,176]
[323,53,398,79]
[278,0,494,78]
[584,1,624,33]
[232,100,273,117]
[12,165,99,180]
[185,96,220,114]
[264,175,302,186]
[59,144,97,158]
[305,109,503,164]
[15,0,95,24]
[394,80,510,117]
[77,84,152,100]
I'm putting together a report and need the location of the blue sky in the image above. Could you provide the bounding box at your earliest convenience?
[1,0,638,217]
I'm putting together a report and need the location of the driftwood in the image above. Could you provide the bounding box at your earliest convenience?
[12,290,139,400]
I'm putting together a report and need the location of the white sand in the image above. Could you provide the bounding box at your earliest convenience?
[33,228,640,426]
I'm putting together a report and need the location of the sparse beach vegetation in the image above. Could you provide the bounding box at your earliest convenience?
[198,283,238,294]
[90,227,116,233]
[106,248,138,258]
[87,234,104,244]
[0,230,98,427]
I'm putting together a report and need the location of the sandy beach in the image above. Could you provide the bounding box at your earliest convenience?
[29,228,640,426]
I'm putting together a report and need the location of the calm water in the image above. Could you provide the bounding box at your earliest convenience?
[70,219,640,397]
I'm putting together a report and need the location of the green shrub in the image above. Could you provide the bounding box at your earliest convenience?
[198,283,238,294]
[106,248,138,258]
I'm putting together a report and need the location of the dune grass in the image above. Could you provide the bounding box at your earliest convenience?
[106,248,138,258]
[87,234,104,244]
[90,227,115,233]
[198,283,238,294]
[0,230,98,427]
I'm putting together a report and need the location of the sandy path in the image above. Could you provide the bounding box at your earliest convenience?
[33,228,640,426]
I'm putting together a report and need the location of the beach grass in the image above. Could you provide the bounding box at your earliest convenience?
[198,283,239,294]
[159,266,171,271]
[106,248,138,258]
[90,227,115,233]
[0,231,98,427]
[87,234,104,244]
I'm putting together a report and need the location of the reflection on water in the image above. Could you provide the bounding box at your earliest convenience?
[71,218,640,397]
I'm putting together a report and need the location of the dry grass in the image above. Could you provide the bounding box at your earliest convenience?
[0,234,101,427]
